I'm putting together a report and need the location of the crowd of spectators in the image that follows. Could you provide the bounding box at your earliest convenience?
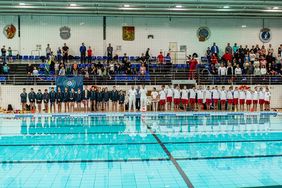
[205,43,282,78]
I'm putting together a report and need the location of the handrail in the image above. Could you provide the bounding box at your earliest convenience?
[0,74,281,85]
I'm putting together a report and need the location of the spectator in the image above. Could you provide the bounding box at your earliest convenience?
[211,53,218,65]
[253,64,261,76]
[218,63,227,76]
[145,48,150,62]
[157,52,164,64]
[80,42,87,64]
[261,65,267,75]
[27,63,33,76]
[222,51,233,65]
[233,43,239,54]
[32,67,39,76]
[254,44,260,54]
[234,64,242,76]
[211,43,219,56]
[87,46,92,64]
[165,53,171,64]
[59,66,66,76]
[268,44,274,54]
[57,47,62,63]
[3,64,9,74]
[225,43,232,54]
[139,63,146,76]
[8,47,12,63]
[226,62,233,82]
[122,53,128,64]
[1,45,7,64]
[249,50,256,64]
[62,43,69,63]
[188,57,198,80]
[278,44,282,56]
[46,44,51,58]
[107,43,113,60]
[72,64,78,76]
[260,45,266,56]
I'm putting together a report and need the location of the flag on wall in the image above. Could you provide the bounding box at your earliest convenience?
[56,76,83,91]
[122,26,135,41]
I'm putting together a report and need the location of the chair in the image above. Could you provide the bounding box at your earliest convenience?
[23,55,29,61]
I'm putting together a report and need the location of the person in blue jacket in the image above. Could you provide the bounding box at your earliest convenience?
[49,87,57,113]
[211,42,219,56]
[110,86,119,112]
[69,88,76,112]
[63,87,69,113]
[28,88,36,112]
[76,88,83,111]
[36,89,43,113]
[20,88,27,111]
[43,89,49,113]
[90,86,97,112]
[56,87,63,113]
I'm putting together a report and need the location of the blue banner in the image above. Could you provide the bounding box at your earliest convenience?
[56,76,83,91]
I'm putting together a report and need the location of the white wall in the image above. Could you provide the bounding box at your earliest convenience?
[1,16,282,57]
[0,85,281,110]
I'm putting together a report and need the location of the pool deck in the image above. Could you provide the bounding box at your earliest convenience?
[0,111,280,118]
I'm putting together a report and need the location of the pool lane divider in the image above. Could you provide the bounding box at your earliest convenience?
[1,154,282,164]
[143,118,194,188]
[1,139,282,147]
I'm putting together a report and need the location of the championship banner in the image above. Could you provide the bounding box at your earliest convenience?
[56,76,83,91]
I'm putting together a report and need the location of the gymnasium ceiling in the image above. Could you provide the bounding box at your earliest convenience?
[2,0,282,18]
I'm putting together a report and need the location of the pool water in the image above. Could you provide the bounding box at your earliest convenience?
[0,113,281,188]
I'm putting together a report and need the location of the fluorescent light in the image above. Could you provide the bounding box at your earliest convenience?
[241,25,247,28]
[70,3,77,7]
[175,5,182,8]
[19,2,26,6]
[223,5,230,9]
[273,7,279,10]
[124,4,130,8]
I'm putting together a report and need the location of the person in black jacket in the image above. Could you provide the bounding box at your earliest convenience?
[56,87,63,113]
[119,90,125,112]
[49,87,57,113]
[63,87,69,113]
[28,88,36,112]
[36,89,43,113]
[43,89,49,113]
[111,86,119,112]
[69,88,76,112]
[20,88,28,111]
[90,86,97,112]
[76,88,83,111]
[103,87,110,112]
[96,87,103,111]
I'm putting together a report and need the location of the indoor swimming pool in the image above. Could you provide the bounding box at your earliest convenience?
[0,112,281,188]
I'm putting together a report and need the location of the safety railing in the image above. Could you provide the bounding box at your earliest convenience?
[0,74,282,86]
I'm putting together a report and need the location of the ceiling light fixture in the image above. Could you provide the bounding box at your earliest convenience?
[241,25,247,28]
[124,4,130,8]
[70,3,77,7]
[175,5,182,8]
[273,7,279,10]
[223,6,230,9]
[19,2,26,6]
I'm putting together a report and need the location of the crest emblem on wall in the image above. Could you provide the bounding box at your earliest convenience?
[122,26,135,41]
[259,28,271,43]
[60,26,71,40]
[197,27,210,42]
[3,24,16,39]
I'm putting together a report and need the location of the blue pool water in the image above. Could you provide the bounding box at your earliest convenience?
[0,113,281,188]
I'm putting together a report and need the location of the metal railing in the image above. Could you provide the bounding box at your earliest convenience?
[0,74,282,86]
